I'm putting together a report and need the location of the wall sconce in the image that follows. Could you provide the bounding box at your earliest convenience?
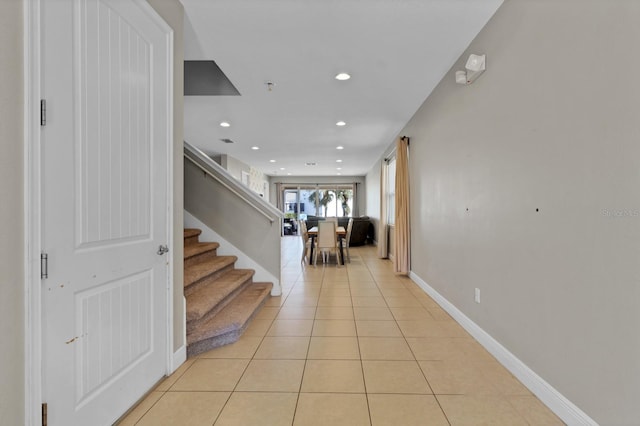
[455,54,486,85]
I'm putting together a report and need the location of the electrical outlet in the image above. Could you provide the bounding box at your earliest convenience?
[474,288,481,303]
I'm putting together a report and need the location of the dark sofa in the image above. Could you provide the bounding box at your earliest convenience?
[304,216,372,246]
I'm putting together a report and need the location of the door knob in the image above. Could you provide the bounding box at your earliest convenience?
[157,245,169,255]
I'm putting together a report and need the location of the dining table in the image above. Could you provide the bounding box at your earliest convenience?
[306,226,346,265]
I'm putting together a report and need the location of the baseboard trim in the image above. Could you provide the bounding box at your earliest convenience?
[409,271,598,426]
[169,296,188,373]
[171,344,187,374]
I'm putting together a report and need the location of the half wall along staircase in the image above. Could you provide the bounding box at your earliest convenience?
[184,228,272,357]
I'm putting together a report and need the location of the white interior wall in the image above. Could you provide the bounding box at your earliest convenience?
[147,0,185,356]
[0,1,24,424]
[369,0,640,423]
[221,154,251,182]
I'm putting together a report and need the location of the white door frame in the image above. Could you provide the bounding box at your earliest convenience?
[23,1,175,424]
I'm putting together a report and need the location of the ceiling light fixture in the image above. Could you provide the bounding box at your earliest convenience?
[336,121,346,126]
[336,167,342,170]
[335,73,351,81]
[251,146,260,150]
[280,167,285,170]
[336,146,344,150]
[219,121,230,127]
[337,173,342,175]
[456,54,486,85]
[336,159,343,163]
[269,159,276,163]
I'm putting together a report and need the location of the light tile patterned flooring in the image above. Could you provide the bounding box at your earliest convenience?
[119,237,564,425]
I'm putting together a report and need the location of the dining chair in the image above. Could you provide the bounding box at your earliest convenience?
[299,220,313,264]
[315,221,341,265]
[344,217,354,263]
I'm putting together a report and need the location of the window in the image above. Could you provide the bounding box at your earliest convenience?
[281,184,356,218]
[284,190,300,214]
[323,187,353,217]
[386,157,396,225]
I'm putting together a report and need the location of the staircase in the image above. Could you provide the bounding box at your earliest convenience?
[184,228,272,357]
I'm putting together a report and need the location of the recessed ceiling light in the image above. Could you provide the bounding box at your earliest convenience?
[336,146,344,150]
[287,173,291,176]
[336,159,343,163]
[335,73,351,81]
[336,167,342,170]
[251,146,259,150]
[280,167,285,170]
[336,121,346,127]
[269,159,276,163]
[219,121,230,127]
[337,173,342,175]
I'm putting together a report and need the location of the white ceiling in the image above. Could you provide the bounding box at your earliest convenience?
[182,0,503,177]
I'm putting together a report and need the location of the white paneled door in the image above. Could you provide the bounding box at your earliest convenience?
[41,1,172,424]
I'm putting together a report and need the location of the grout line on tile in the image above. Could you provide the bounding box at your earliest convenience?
[432,394,454,426]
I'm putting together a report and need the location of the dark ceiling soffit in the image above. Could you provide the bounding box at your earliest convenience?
[184,60,241,96]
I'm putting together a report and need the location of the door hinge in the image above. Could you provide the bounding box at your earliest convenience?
[40,99,46,126]
[42,403,47,426]
[41,253,48,279]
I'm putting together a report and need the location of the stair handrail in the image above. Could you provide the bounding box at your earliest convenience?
[184,141,283,224]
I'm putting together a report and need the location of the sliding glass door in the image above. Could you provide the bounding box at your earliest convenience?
[282,184,356,218]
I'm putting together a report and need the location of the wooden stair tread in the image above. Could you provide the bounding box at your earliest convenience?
[183,228,202,239]
[186,269,254,323]
[184,242,219,260]
[184,255,237,288]
[187,282,272,346]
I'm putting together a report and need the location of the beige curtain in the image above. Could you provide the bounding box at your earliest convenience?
[394,137,410,274]
[377,160,388,258]
[352,182,358,216]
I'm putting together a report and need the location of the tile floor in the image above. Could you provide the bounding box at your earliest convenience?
[119,238,564,425]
